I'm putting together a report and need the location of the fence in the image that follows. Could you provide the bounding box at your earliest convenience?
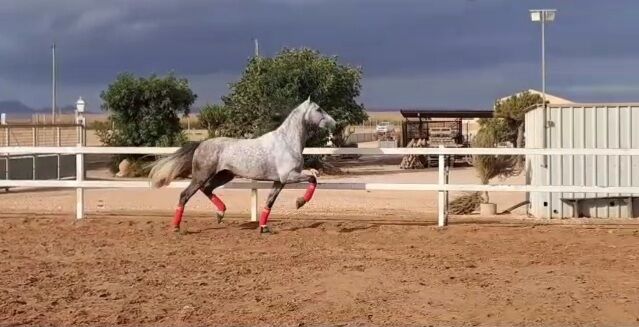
[1,124,83,183]
[1,146,639,226]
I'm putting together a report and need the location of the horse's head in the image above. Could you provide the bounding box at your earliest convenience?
[301,98,336,130]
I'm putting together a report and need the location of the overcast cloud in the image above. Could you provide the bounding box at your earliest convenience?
[1,0,638,110]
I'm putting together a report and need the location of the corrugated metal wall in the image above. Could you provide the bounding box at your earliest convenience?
[525,104,639,218]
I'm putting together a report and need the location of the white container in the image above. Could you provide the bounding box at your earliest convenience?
[525,103,639,218]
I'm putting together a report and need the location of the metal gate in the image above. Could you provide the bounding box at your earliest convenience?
[1,124,82,183]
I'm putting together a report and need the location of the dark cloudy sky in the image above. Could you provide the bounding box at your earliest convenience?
[1,0,637,111]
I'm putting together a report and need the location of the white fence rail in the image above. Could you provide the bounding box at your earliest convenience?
[2,146,639,226]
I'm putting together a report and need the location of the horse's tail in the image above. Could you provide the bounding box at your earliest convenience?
[148,141,201,188]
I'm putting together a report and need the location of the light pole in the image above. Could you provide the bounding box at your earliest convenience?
[52,43,57,123]
[529,9,557,107]
[530,9,556,214]
[75,96,86,219]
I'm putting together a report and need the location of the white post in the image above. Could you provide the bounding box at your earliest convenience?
[438,146,447,227]
[32,127,37,179]
[56,126,61,180]
[541,14,546,106]
[76,147,84,219]
[75,112,85,220]
[4,127,9,182]
[250,188,258,221]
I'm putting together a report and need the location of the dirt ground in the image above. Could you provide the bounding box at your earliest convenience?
[2,215,639,326]
[2,156,639,326]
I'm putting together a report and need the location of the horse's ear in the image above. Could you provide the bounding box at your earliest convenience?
[306,95,311,103]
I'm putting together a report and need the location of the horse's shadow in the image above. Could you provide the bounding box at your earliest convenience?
[182,226,223,234]
[238,221,376,233]
[283,222,325,231]
[239,221,260,230]
[238,221,326,232]
[337,225,373,233]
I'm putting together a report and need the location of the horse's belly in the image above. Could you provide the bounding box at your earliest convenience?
[219,150,279,181]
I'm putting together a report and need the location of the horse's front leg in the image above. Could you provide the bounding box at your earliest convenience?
[259,181,285,234]
[285,170,318,209]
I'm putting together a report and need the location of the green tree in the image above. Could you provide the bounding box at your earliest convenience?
[99,73,196,147]
[476,117,511,145]
[221,48,367,144]
[493,91,543,147]
[97,73,196,176]
[199,104,230,137]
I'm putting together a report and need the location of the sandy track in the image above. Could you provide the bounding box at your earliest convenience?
[2,215,639,326]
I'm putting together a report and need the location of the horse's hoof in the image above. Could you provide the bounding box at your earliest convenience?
[260,226,272,234]
[216,211,225,224]
[296,197,306,209]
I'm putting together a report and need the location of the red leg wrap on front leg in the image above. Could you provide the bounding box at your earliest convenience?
[172,206,184,228]
[259,208,271,227]
[303,182,317,202]
[210,194,226,212]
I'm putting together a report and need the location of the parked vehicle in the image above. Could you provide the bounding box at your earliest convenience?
[375,121,395,134]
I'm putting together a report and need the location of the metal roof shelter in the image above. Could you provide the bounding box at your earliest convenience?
[400,109,493,119]
[397,108,493,148]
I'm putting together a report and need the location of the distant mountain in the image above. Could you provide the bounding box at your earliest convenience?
[0,100,33,113]
[33,105,76,114]
[0,100,79,116]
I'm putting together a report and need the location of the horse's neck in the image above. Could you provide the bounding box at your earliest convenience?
[274,109,307,153]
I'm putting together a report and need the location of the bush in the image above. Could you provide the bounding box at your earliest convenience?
[98,73,196,176]
[99,72,196,147]
[199,104,230,137]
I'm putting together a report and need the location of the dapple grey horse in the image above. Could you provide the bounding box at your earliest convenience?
[148,98,336,233]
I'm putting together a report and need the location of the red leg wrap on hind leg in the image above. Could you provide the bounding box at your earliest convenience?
[303,182,317,202]
[172,206,184,228]
[259,208,271,227]
[210,194,226,212]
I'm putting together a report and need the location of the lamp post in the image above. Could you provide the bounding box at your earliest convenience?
[52,43,56,124]
[529,9,557,107]
[75,97,86,219]
[75,97,86,141]
[75,96,85,114]
[530,9,556,215]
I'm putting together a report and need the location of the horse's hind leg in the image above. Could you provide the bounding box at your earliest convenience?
[172,179,205,231]
[200,170,235,223]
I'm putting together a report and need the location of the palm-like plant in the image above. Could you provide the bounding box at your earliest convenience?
[471,120,521,203]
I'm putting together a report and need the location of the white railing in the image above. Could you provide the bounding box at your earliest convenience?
[2,146,639,226]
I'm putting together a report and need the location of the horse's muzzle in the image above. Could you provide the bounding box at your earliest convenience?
[320,117,337,130]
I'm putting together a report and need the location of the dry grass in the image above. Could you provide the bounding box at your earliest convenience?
[448,192,484,215]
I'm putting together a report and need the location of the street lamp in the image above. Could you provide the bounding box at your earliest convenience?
[74,96,87,219]
[75,96,85,113]
[529,9,557,107]
[75,97,86,145]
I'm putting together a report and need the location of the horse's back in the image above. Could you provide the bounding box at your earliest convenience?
[193,136,277,180]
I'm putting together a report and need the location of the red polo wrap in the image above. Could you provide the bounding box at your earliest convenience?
[210,194,226,212]
[172,206,185,227]
[303,182,317,202]
[259,207,271,227]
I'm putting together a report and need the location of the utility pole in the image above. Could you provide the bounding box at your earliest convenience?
[254,38,259,57]
[52,43,57,124]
